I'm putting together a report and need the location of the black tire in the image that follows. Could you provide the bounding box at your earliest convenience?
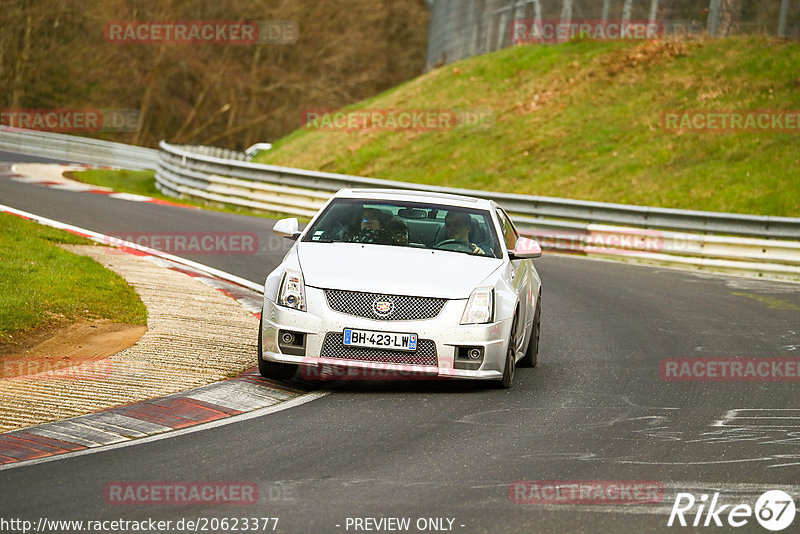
[497,314,518,389]
[257,315,298,380]
[520,300,540,368]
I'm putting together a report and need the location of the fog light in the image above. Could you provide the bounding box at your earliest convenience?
[277,330,306,356]
[455,346,484,370]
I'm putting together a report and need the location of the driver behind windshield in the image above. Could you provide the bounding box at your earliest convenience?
[442,211,485,255]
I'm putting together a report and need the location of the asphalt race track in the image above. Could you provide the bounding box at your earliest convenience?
[1,150,799,533]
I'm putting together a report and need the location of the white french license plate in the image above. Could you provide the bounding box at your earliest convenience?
[343,328,418,352]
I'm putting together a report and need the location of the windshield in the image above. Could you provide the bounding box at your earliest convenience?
[302,198,502,258]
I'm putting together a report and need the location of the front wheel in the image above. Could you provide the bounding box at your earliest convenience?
[520,301,540,368]
[257,314,298,380]
[496,314,518,389]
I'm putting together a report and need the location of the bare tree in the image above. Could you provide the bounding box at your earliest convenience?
[709,0,743,36]
[0,0,429,148]
[719,0,743,35]
[560,0,573,25]
[649,0,660,24]
[778,0,790,37]
[622,0,634,25]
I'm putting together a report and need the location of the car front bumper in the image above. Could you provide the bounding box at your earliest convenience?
[260,287,511,380]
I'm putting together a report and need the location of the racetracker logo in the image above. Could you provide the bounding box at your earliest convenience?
[299,362,442,381]
[510,19,664,44]
[104,482,258,505]
[104,20,298,45]
[661,111,800,133]
[0,108,140,132]
[301,109,494,132]
[526,228,664,255]
[510,480,663,504]
[667,490,796,531]
[1,358,112,380]
[661,358,800,381]
[103,232,258,255]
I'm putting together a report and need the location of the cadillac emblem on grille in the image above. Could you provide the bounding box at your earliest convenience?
[325,290,445,321]
[372,298,395,317]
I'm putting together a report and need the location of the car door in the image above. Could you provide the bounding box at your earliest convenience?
[496,208,533,357]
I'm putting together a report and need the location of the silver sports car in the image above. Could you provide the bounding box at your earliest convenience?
[258,188,542,388]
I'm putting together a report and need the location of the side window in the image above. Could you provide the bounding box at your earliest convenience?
[497,209,519,251]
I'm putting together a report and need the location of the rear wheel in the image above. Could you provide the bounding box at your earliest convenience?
[520,300,540,368]
[257,314,298,380]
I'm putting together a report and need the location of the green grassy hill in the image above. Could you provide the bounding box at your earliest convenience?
[0,214,147,341]
[255,37,800,217]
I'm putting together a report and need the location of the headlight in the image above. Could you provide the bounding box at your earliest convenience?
[461,287,494,324]
[277,269,306,311]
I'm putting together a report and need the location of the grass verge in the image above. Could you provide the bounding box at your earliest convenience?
[0,213,147,343]
[254,36,800,217]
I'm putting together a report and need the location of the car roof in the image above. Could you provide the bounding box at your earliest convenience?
[332,188,495,210]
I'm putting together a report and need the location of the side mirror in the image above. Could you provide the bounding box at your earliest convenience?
[509,237,542,259]
[273,218,301,240]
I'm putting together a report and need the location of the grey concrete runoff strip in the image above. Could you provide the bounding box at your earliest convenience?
[0,243,315,466]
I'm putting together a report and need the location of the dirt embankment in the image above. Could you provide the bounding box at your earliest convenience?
[0,321,146,379]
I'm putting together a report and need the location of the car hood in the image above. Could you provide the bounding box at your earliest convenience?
[297,242,502,299]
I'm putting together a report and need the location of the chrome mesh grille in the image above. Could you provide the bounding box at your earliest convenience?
[321,333,437,366]
[324,290,446,321]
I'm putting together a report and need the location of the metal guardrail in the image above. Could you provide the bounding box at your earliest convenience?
[155,140,800,281]
[156,140,800,240]
[0,128,797,280]
[0,126,158,170]
[170,144,247,161]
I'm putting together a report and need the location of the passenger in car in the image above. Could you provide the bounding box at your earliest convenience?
[441,211,485,255]
[346,208,394,245]
[387,217,409,246]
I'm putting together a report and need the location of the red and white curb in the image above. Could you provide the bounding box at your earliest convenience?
[0,204,321,469]
[1,162,192,209]
[0,370,314,467]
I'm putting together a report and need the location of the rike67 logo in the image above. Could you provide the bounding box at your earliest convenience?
[668,490,796,531]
